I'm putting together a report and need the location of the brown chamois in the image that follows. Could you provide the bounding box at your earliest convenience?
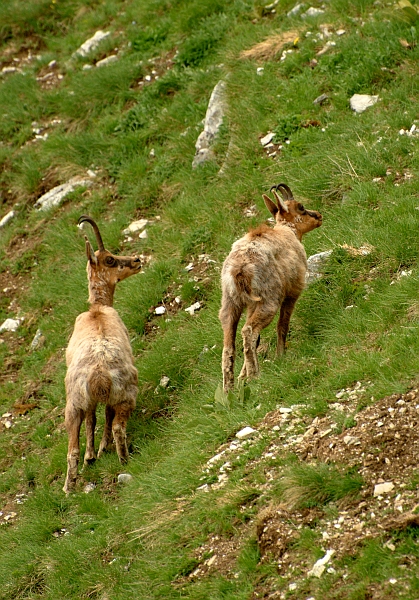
[219,183,322,392]
[63,215,141,493]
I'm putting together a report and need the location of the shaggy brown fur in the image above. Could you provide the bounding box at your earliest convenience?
[219,184,322,392]
[63,216,141,494]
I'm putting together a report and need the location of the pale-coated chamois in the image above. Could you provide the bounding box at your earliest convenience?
[219,183,322,392]
[63,215,141,493]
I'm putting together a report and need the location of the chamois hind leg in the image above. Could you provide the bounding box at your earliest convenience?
[219,302,242,392]
[112,403,132,463]
[84,409,97,464]
[63,405,84,494]
[240,307,276,382]
[276,296,298,357]
[98,405,115,458]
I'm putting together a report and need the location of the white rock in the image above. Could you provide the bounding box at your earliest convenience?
[30,329,44,350]
[123,219,148,235]
[159,376,170,388]
[350,94,379,114]
[256,67,264,75]
[279,407,292,414]
[0,317,23,333]
[0,210,15,228]
[185,302,201,315]
[302,7,325,18]
[5,421,13,429]
[73,31,111,58]
[306,250,333,284]
[96,55,118,67]
[343,435,360,446]
[185,262,194,272]
[35,176,93,211]
[260,132,275,146]
[287,3,305,17]
[155,306,166,315]
[192,80,227,168]
[84,483,96,493]
[117,473,133,484]
[139,229,148,239]
[207,452,225,465]
[308,549,335,577]
[236,426,256,440]
[374,482,394,496]
[2,66,19,74]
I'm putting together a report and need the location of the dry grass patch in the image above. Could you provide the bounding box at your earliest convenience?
[240,30,300,61]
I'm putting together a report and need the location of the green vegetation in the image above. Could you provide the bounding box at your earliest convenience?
[1,0,419,597]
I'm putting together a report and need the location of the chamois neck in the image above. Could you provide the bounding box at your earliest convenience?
[275,220,303,242]
[88,279,115,307]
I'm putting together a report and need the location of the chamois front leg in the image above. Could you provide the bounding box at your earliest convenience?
[84,409,97,464]
[63,406,84,494]
[276,296,298,356]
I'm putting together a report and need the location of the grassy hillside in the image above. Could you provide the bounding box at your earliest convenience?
[1,0,419,597]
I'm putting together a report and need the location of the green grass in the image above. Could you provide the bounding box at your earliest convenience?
[1,0,419,597]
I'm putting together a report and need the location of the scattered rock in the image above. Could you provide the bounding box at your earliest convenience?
[84,483,96,493]
[308,549,335,577]
[313,93,329,105]
[35,176,93,211]
[123,219,148,236]
[118,473,133,484]
[96,55,118,67]
[185,302,201,315]
[192,80,227,168]
[399,124,419,137]
[374,482,394,496]
[30,329,45,351]
[0,210,16,228]
[73,30,111,58]
[155,306,166,315]
[350,94,379,113]
[260,132,275,146]
[236,426,256,440]
[305,250,333,284]
[302,7,325,18]
[159,376,170,388]
[0,317,23,333]
[287,3,305,17]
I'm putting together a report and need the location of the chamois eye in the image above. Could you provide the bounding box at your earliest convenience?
[105,256,116,266]
[297,203,305,213]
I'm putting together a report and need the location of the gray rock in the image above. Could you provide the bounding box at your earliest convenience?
[96,55,118,68]
[0,210,15,228]
[0,317,23,333]
[306,250,333,284]
[30,329,45,351]
[117,473,133,484]
[236,426,256,440]
[302,7,325,18]
[350,94,379,113]
[192,81,227,168]
[73,31,111,58]
[35,176,93,211]
[287,3,305,17]
[313,93,329,105]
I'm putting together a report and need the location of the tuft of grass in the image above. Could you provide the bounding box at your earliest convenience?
[274,463,364,509]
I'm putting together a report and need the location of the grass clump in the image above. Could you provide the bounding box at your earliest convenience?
[275,463,364,509]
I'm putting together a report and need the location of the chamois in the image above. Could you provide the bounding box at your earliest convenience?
[219,184,322,392]
[63,215,141,493]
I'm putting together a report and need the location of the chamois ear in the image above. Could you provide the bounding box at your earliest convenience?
[263,194,279,217]
[271,189,289,214]
[85,236,98,265]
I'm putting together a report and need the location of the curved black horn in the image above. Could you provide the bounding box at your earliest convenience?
[78,215,105,252]
[276,183,294,200]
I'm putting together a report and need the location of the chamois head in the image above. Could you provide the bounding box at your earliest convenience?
[262,183,322,241]
[78,215,142,306]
